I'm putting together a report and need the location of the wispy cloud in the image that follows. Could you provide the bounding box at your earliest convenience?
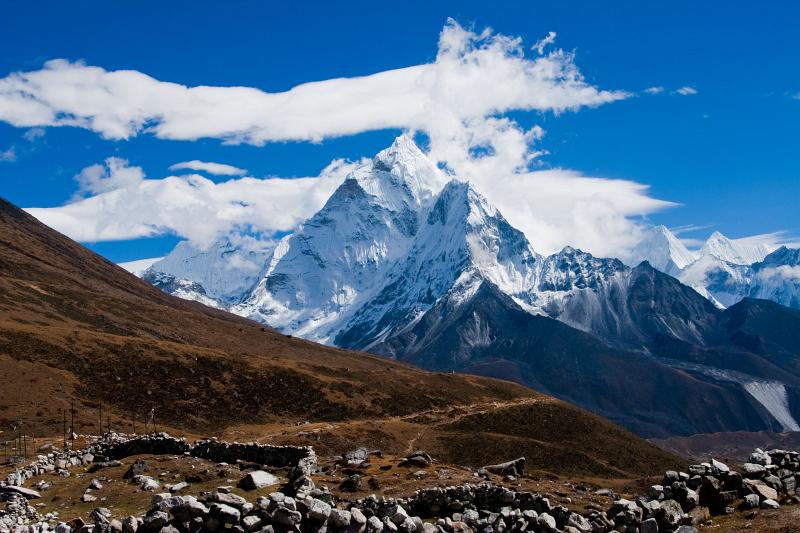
[169,160,247,176]
[532,31,557,55]
[669,223,714,236]
[644,86,665,95]
[0,146,16,162]
[674,86,698,96]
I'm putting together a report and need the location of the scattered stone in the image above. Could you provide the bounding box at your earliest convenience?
[123,460,149,479]
[340,473,362,492]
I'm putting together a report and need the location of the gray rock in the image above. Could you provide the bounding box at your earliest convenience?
[750,449,772,465]
[239,471,278,491]
[743,494,760,509]
[143,511,169,531]
[746,480,778,502]
[329,509,352,528]
[340,474,362,492]
[307,499,332,521]
[121,516,138,533]
[711,458,729,473]
[344,448,369,466]
[641,518,658,533]
[482,457,525,477]
[761,498,780,509]
[210,503,241,525]
[0,486,41,499]
[209,492,248,509]
[242,515,264,532]
[366,516,384,532]
[351,508,368,525]
[272,508,302,526]
[169,482,189,493]
[742,463,767,478]
[537,513,556,532]
[659,499,684,529]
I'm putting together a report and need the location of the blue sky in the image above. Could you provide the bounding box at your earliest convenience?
[1,0,798,262]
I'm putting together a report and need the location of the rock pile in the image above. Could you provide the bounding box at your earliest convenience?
[5,439,800,533]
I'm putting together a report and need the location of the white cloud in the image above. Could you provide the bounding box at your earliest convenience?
[0,20,627,147]
[469,167,673,256]
[169,160,247,176]
[532,31,557,55]
[23,127,45,141]
[17,20,665,259]
[0,146,15,162]
[27,152,671,258]
[26,157,363,247]
[675,86,698,96]
[74,156,145,196]
[644,86,664,95]
[757,265,800,283]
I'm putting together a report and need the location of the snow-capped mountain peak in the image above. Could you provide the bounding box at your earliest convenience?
[627,225,696,276]
[353,134,447,210]
[700,230,773,265]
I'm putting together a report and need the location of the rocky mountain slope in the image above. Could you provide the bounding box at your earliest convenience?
[0,196,682,476]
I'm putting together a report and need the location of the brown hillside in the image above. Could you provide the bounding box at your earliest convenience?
[0,197,682,477]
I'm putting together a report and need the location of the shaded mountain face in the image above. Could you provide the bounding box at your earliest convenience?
[133,136,800,438]
[375,280,778,437]
[1,196,690,478]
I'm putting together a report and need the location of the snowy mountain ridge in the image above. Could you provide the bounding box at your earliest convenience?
[137,135,800,335]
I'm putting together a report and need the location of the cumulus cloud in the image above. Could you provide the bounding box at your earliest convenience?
[169,160,247,176]
[26,157,363,247]
[675,86,698,96]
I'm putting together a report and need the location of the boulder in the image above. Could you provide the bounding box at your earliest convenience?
[0,485,41,499]
[399,451,433,468]
[482,457,525,477]
[239,470,278,491]
[745,480,778,502]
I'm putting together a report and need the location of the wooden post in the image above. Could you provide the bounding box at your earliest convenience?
[99,404,102,436]
[70,401,75,444]
[62,408,66,449]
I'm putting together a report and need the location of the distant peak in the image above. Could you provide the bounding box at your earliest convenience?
[707,231,728,241]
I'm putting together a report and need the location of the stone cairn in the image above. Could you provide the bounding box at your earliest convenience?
[3,434,800,533]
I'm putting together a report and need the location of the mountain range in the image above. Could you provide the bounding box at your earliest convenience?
[0,195,684,477]
[135,136,800,437]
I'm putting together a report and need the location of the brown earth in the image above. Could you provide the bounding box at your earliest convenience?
[0,196,682,479]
